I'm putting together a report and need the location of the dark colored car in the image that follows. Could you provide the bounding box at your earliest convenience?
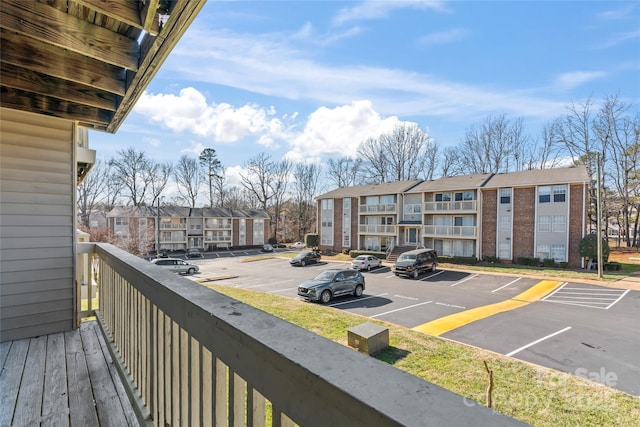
[297,269,365,304]
[392,248,438,279]
[273,242,287,248]
[185,248,204,258]
[289,251,321,267]
[262,244,274,252]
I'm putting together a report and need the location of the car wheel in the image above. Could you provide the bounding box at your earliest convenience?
[301,260,306,267]
[187,268,196,275]
[431,263,437,272]
[413,269,419,279]
[354,284,364,297]
[367,264,371,271]
[320,290,331,304]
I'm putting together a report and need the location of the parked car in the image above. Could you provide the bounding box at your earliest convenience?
[273,242,287,248]
[297,269,365,304]
[150,257,199,275]
[289,251,321,267]
[289,241,306,249]
[262,243,274,252]
[351,255,382,271]
[392,248,438,279]
[185,248,204,258]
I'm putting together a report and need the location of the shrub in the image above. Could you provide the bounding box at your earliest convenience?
[543,258,557,268]
[342,248,351,255]
[559,262,569,269]
[484,255,500,264]
[517,257,540,267]
[349,250,386,259]
[604,262,622,271]
[305,233,319,248]
[438,256,478,265]
[578,233,610,262]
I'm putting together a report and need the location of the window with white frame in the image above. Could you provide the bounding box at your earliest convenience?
[322,198,334,209]
[342,198,350,247]
[499,242,511,259]
[551,244,566,262]
[435,192,451,202]
[536,244,550,260]
[321,198,334,246]
[405,204,421,213]
[239,219,246,246]
[538,186,551,203]
[253,219,264,244]
[538,215,551,232]
[500,188,511,204]
[552,215,566,232]
[553,185,567,203]
[499,215,511,231]
[115,217,128,226]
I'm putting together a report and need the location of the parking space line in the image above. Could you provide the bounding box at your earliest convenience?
[541,284,628,309]
[505,327,572,357]
[370,301,433,318]
[450,274,479,287]
[329,293,389,307]
[492,277,522,293]
[607,289,630,309]
[412,280,563,336]
[419,270,445,281]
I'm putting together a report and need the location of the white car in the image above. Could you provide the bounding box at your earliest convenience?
[289,241,306,249]
[150,257,199,275]
[351,255,382,271]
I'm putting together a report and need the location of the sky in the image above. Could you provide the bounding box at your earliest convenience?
[90,0,640,192]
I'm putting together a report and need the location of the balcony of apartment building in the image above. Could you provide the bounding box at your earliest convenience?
[204,230,233,246]
[358,223,397,235]
[2,242,522,426]
[358,203,397,214]
[159,219,187,230]
[422,224,478,239]
[204,218,233,230]
[423,199,477,213]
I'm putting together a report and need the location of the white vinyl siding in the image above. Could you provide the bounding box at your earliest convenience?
[1,108,75,341]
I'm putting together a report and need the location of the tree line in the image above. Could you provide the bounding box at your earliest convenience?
[78,93,639,246]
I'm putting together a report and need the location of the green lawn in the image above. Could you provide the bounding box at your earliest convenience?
[203,283,640,427]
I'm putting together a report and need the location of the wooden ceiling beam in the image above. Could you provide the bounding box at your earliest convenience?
[0,63,118,112]
[0,29,126,96]
[2,0,139,71]
[1,87,113,130]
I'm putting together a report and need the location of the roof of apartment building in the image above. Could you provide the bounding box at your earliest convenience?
[406,173,493,193]
[108,206,269,219]
[482,166,589,188]
[317,179,422,199]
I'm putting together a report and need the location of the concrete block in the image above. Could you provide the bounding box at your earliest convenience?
[348,322,389,356]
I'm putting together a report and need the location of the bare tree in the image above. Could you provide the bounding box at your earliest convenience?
[357,137,387,183]
[380,123,436,181]
[292,162,321,241]
[326,157,363,188]
[174,155,202,207]
[240,153,275,212]
[212,170,230,208]
[270,159,292,239]
[199,148,222,207]
[109,147,156,206]
[77,159,109,227]
[149,161,172,207]
[457,115,520,174]
[440,146,462,177]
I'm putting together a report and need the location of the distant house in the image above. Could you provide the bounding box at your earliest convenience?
[107,206,270,252]
[317,166,589,268]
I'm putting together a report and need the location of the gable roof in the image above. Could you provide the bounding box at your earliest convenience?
[406,174,493,193]
[483,166,589,188]
[1,0,205,133]
[317,180,422,199]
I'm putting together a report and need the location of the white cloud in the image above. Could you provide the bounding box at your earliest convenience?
[134,87,288,145]
[592,29,640,50]
[554,71,607,90]
[418,28,471,46]
[333,0,448,26]
[286,100,402,160]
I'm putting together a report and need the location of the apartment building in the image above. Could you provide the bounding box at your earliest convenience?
[317,166,589,268]
[107,206,270,252]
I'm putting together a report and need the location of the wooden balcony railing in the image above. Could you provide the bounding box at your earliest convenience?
[76,242,522,427]
[423,200,477,212]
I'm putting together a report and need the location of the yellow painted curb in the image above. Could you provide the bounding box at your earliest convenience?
[412,280,563,336]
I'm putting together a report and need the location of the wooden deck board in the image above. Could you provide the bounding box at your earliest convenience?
[0,321,139,426]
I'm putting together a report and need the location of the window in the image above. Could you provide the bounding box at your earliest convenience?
[435,193,451,202]
[552,215,566,233]
[463,191,474,201]
[322,199,334,210]
[538,186,551,203]
[115,217,128,226]
[499,242,511,259]
[500,188,511,204]
[553,185,567,203]
[499,215,511,232]
[538,215,551,232]
[405,204,421,213]
[536,244,550,260]
[551,244,566,262]
[455,192,463,201]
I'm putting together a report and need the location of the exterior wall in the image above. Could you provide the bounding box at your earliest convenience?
[568,183,586,268]
[512,187,536,261]
[495,188,513,260]
[1,108,75,342]
[233,218,240,247]
[246,220,254,245]
[481,189,497,259]
[333,197,343,251]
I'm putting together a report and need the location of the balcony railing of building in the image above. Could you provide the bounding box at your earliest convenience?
[205,221,232,229]
[359,204,397,214]
[204,236,232,243]
[423,200,477,212]
[423,225,477,238]
[75,242,521,427]
[358,224,397,234]
[160,223,187,229]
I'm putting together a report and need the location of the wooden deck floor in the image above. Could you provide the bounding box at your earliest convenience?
[0,320,138,426]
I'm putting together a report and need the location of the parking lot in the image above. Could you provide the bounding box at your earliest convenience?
[182,251,640,396]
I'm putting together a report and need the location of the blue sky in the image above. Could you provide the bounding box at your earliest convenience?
[90,0,640,189]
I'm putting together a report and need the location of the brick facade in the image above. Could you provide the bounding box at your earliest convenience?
[481,189,497,258]
[512,187,536,262]
[568,183,586,268]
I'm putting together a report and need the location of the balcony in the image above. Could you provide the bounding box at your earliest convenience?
[15,242,519,426]
[359,224,397,235]
[424,200,477,212]
[359,204,397,214]
[159,223,187,229]
[205,221,232,230]
[423,225,478,238]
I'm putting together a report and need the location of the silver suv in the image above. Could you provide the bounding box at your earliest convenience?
[150,257,199,275]
[297,269,365,304]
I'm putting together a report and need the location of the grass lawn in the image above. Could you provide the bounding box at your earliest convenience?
[202,272,639,427]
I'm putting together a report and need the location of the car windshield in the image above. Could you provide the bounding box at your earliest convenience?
[355,256,366,261]
[398,253,417,261]
[313,271,337,281]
